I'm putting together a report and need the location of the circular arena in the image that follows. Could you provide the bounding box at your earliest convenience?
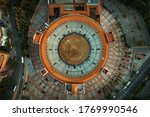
[25,0,150,99]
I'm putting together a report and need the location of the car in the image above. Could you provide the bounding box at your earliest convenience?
[13,86,17,92]
[54,79,60,85]
[113,95,116,99]
[54,81,59,85]
[21,57,24,63]
[126,81,131,86]
[123,85,127,90]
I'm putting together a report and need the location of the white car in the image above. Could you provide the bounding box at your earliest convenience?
[13,86,17,92]
[123,86,127,90]
[127,81,131,86]
[113,95,116,99]
[21,57,24,63]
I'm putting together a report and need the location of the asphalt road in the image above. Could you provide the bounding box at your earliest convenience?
[1,0,24,100]
[115,56,150,100]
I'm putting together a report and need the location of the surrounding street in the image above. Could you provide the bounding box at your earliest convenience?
[115,56,150,100]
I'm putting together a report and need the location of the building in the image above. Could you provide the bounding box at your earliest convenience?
[25,0,150,99]
[0,9,10,82]
[0,51,10,73]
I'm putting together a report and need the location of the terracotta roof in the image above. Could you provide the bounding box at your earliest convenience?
[106,32,114,42]
[33,31,43,44]
[0,51,10,73]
